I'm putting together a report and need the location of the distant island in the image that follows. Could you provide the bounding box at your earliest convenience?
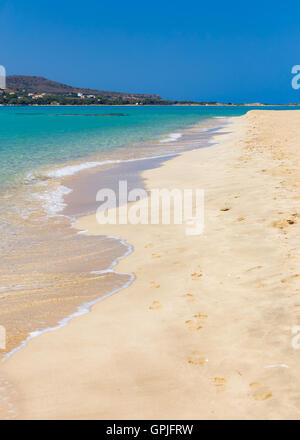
[1,75,299,106]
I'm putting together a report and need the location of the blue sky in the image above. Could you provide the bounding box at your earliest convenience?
[1,0,300,103]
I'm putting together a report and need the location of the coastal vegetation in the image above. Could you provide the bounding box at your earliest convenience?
[0,91,211,106]
[0,75,218,106]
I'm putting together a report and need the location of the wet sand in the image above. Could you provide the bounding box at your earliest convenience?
[0,120,223,360]
[0,110,300,419]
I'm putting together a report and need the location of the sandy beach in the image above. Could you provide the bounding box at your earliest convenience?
[0,110,300,419]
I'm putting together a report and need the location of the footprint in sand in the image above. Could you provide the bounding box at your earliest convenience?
[150,281,160,289]
[149,300,162,310]
[211,377,227,391]
[271,219,297,229]
[191,272,203,280]
[194,313,208,319]
[185,313,208,330]
[220,207,231,212]
[152,253,161,259]
[185,319,203,330]
[188,350,208,365]
[183,293,196,302]
[249,382,272,401]
[236,217,245,222]
[281,274,300,283]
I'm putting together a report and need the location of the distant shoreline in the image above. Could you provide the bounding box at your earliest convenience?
[1,103,300,107]
[4,76,300,107]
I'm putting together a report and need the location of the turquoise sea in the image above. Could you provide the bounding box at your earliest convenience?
[0,105,289,190]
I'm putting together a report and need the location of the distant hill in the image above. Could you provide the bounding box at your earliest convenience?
[6,75,162,101]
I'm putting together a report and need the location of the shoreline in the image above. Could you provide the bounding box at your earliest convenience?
[0,116,224,359]
[0,118,225,359]
[0,110,300,419]
[2,104,300,107]
[3,234,135,361]
[1,112,224,190]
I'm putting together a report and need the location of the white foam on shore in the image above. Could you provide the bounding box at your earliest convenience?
[23,172,37,184]
[34,119,231,217]
[46,161,118,178]
[159,132,182,143]
[41,120,229,180]
[30,152,181,220]
[33,184,72,216]
[44,153,179,180]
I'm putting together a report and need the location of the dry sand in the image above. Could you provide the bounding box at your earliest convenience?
[0,110,300,419]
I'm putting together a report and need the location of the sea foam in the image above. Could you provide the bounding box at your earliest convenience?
[46,161,118,178]
[33,185,72,216]
[159,132,182,143]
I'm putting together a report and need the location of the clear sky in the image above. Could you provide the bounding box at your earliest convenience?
[1,0,300,103]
